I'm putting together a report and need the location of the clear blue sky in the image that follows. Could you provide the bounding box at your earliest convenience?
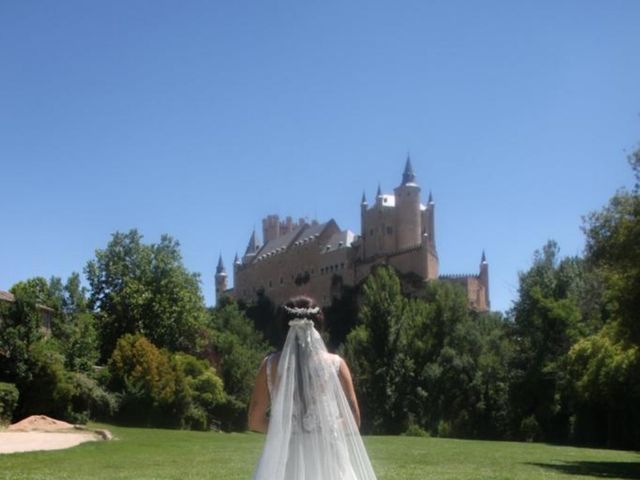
[1,1,639,313]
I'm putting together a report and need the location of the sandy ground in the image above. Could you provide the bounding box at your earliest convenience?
[0,431,99,454]
[0,416,109,454]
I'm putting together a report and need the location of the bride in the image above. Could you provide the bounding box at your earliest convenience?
[248,295,377,480]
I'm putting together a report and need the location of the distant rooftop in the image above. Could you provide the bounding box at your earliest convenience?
[322,230,355,253]
[0,290,15,302]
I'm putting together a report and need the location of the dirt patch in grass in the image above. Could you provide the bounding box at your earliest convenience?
[0,415,111,454]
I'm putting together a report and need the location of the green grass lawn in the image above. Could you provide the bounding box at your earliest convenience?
[0,424,638,480]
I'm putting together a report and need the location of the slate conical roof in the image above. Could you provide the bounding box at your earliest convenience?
[245,230,258,255]
[402,154,416,184]
[216,254,226,275]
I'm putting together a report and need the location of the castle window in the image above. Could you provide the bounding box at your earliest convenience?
[386,226,393,235]
[268,280,272,288]
[340,262,344,269]
[311,268,315,274]
[369,229,374,236]
[280,277,284,285]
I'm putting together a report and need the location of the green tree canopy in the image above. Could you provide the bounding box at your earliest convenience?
[583,149,640,343]
[343,266,415,434]
[86,230,207,359]
[205,302,270,403]
[566,147,640,449]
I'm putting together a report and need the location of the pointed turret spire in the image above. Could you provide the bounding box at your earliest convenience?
[245,229,258,254]
[376,183,382,197]
[479,249,490,310]
[428,190,434,204]
[361,191,367,204]
[216,254,226,274]
[233,252,240,265]
[402,154,416,185]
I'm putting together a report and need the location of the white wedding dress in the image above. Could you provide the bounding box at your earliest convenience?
[252,319,377,480]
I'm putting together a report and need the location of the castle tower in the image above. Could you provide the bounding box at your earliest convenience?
[426,191,436,249]
[215,254,228,305]
[263,215,280,243]
[360,191,368,258]
[479,250,490,310]
[394,156,422,250]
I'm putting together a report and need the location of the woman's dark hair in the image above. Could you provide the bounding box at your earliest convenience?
[279,295,324,332]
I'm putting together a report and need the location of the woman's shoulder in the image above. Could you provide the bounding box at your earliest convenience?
[323,352,344,369]
[263,350,281,359]
[259,351,280,369]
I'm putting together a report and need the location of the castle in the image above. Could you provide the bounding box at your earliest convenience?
[216,158,490,311]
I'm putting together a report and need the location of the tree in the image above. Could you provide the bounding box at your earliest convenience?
[109,334,226,430]
[342,267,514,438]
[583,148,640,343]
[324,285,359,351]
[173,353,226,430]
[55,273,99,372]
[206,303,269,400]
[0,285,46,385]
[86,230,207,359]
[109,333,181,424]
[242,293,279,348]
[567,324,640,448]
[566,147,640,449]
[406,281,512,439]
[343,266,412,434]
[508,241,589,442]
[108,333,226,429]
[468,312,513,439]
[0,278,110,423]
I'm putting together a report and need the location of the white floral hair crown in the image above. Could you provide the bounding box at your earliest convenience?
[283,305,321,316]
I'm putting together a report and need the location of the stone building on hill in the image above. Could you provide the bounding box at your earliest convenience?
[216,158,490,311]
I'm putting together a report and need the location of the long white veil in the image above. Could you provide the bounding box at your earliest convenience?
[253,318,377,480]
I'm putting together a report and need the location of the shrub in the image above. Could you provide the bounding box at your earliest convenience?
[17,340,74,419]
[403,423,430,437]
[173,352,226,430]
[68,372,119,422]
[520,415,542,442]
[108,334,226,429]
[108,334,179,424]
[436,420,452,438]
[0,382,19,424]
